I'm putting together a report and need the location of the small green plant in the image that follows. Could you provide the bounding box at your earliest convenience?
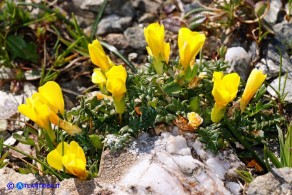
[0,0,291,184]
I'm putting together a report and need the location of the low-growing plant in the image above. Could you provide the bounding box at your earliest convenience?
[0,1,291,183]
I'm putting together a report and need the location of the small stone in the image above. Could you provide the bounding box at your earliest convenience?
[225,47,251,81]
[226,182,242,195]
[133,0,160,15]
[264,0,282,24]
[206,157,230,180]
[255,58,280,79]
[267,76,292,103]
[273,21,292,50]
[80,0,104,12]
[264,39,292,75]
[104,34,129,49]
[124,26,146,49]
[166,135,191,155]
[247,168,292,195]
[3,131,23,146]
[138,13,156,23]
[97,15,132,35]
[128,53,138,61]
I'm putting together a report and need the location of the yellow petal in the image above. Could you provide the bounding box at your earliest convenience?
[222,73,241,100]
[212,72,240,107]
[178,28,205,69]
[70,141,86,163]
[106,78,126,101]
[164,42,170,64]
[18,104,37,124]
[240,69,267,112]
[144,22,170,68]
[47,149,63,171]
[38,81,64,115]
[61,141,87,179]
[187,112,203,129]
[47,142,70,171]
[55,142,70,156]
[92,68,107,84]
[62,155,87,179]
[18,95,51,130]
[105,65,127,83]
[88,40,111,72]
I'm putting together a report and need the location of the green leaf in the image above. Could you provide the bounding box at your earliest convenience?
[277,125,287,166]
[184,65,198,82]
[6,35,39,63]
[163,81,182,94]
[189,96,200,112]
[264,146,282,171]
[13,133,35,146]
[89,134,103,149]
[284,124,292,167]
[235,170,254,183]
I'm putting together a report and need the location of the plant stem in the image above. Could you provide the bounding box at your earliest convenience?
[224,118,267,171]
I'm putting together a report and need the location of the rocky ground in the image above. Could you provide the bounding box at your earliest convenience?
[1,0,292,194]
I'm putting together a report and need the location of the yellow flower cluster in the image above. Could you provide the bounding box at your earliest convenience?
[47,141,88,179]
[18,81,81,140]
[144,23,206,75]
[88,40,127,114]
[211,69,266,122]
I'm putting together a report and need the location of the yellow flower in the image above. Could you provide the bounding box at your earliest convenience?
[187,112,203,129]
[144,22,170,74]
[211,72,240,123]
[47,141,88,179]
[105,65,127,100]
[18,93,51,131]
[212,72,240,107]
[38,81,64,115]
[92,68,107,84]
[88,40,113,72]
[240,69,267,112]
[18,81,81,137]
[105,65,127,114]
[178,28,205,70]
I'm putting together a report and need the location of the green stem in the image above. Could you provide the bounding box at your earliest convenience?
[1,143,63,180]
[118,113,122,126]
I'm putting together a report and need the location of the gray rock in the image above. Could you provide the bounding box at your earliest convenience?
[273,21,292,50]
[0,131,244,194]
[80,0,104,11]
[107,0,135,17]
[97,14,132,35]
[73,0,134,17]
[124,26,146,49]
[3,131,23,146]
[264,0,282,24]
[104,33,129,49]
[247,168,292,195]
[267,76,292,103]
[133,0,160,15]
[226,182,242,195]
[138,13,156,23]
[225,47,251,81]
[0,82,36,132]
[264,40,292,75]
[255,58,282,79]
